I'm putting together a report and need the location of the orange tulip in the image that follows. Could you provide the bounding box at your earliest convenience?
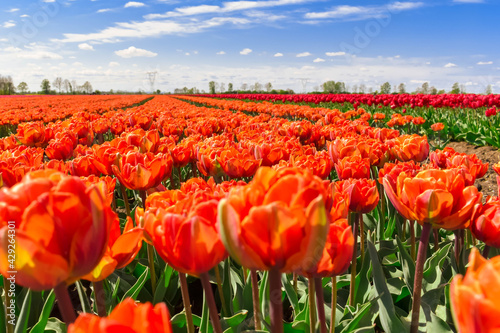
[301,218,354,278]
[45,136,75,161]
[68,155,101,177]
[429,147,457,169]
[446,153,488,181]
[431,122,445,131]
[16,122,53,147]
[83,217,143,281]
[68,298,173,333]
[378,161,421,190]
[218,167,329,272]
[0,170,113,290]
[334,178,379,214]
[93,145,120,176]
[143,191,227,276]
[383,168,481,230]
[390,134,429,162]
[219,148,262,179]
[335,156,371,180]
[471,199,500,248]
[450,248,500,333]
[112,151,172,191]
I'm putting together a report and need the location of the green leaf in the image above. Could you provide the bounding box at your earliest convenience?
[396,237,415,294]
[153,265,174,304]
[423,243,452,292]
[76,280,92,313]
[367,241,407,332]
[14,289,31,333]
[43,318,66,333]
[121,266,149,301]
[30,290,55,333]
[339,302,374,333]
[221,259,233,316]
[222,310,248,328]
[354,246,372,305]
[282,273,299,314]
[199,292,213,333]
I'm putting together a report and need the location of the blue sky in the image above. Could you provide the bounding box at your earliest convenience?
[0,0,498,93]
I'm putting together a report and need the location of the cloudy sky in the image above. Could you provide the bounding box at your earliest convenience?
[0,0,498,93]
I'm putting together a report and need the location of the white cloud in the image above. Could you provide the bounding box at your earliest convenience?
[115,46,158,58]
[216,51,226,55]
[2,46,63,59]
[145,0,314,19]
[240,48,252,55]
[78,43,94,51]
[53,17,251,43]
[313,58,325,63]
[477,61,493,65]
[97,8,111,13]
[2,21,16,28]
[6,8,19,13]
[444,63,457,68]
[20,14,29,18]
[274,52,283,57]
[72,62,83,66]
[42,0,55,2]
[305,2,424,20]
[0,38,8,42]
[124,2,145,8]
[297,52,312,57]
[109,61,120,67]
[325,51,346,57]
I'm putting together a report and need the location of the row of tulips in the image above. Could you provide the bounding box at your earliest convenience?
[0,94,499,332]
[196,93,500,109]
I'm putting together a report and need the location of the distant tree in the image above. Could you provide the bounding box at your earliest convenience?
[352,84,358,93]
[380,82,391,94]
[228,83,233,92]
[209,81,216,94]
[240,83,248,91]
[219,83,225,93]
[53,77,63,93]
[322,81,335,93]
[397,83,406,94]
[485,84,493,95]
[254,82,263,92]
[359,84,366,94]
[450,82,461,94]
[63,79,72,94]
[0,76,15,95]
[421,82,430,94]
[156,89,161,94]
[17,82,28,94]
[430,86,438,95]
[460,84,466,94]
[265,82,272,92]
[71,80,78,94]
[41,79,51,94]
[82,81,93,94]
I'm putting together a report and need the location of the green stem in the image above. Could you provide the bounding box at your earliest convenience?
[330,277,337,333]
[179,273,195,333]
[410,220,416,261]
[410,223,432,333]
[250,270,262,330]
[293,272,298,294]
[349,212,358,307]
[214,265,228,316]
[359,214,365,262]
[120,182,132,222]
[93,280,106,317]
[309,278,316,333]
[54,283,76,325]
[433,228,440,251]
[178,166,183,184]
[314,278,327,333]
[269,269,284,333]
[199,273,223,333]
[147,244,157,297]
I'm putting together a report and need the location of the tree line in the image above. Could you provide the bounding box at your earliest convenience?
[0,75,94,95]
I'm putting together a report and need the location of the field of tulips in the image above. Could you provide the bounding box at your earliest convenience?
[1,93,499,333]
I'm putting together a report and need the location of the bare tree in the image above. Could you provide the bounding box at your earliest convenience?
[63,79,72,94]
[53,77,63,93]
[265,82,272,92]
